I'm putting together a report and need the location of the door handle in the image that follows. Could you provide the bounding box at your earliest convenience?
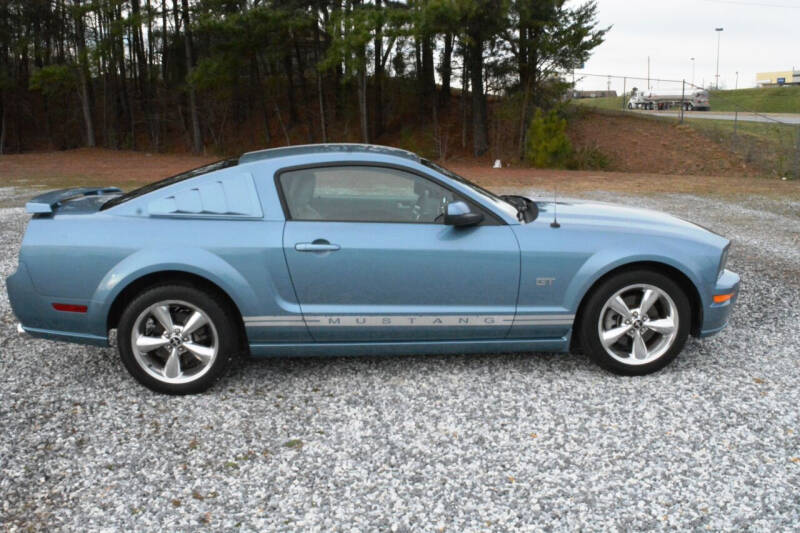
[295,240,340,252]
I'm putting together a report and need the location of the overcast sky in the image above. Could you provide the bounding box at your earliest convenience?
[572,0,800,93]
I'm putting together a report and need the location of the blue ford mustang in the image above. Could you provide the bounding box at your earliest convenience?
[6,144,739,394]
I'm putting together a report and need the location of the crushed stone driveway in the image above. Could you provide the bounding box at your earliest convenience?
[1,188,798,531]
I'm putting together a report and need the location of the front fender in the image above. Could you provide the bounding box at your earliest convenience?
[563,247,709,314]
[86,247,261,337]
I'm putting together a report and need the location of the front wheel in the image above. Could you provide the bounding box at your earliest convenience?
[579,270,691,375]
[117,284,239,394]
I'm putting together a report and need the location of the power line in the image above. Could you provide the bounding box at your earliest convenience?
[699,0,800,8]
[576,72,686,84]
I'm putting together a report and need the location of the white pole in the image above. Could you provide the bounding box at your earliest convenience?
[715,28,723,90]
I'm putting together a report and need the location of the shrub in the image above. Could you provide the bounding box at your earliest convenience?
[568,145,613,170]
[29,64,76,97]
[525,108,573,168]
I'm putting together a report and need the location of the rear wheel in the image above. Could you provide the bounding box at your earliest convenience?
[117,284,239,394]
[579,270,690,375]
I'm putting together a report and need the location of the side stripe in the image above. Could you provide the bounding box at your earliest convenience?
[243,314,574,327]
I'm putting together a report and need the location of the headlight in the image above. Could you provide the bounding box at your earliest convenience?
[718,244,730,279]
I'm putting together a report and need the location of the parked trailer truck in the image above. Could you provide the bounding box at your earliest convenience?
[627,88,710,111]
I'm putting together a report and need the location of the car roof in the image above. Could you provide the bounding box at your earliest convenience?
[238,143,420,165]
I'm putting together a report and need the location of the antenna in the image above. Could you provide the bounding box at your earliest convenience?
[550,185,560,228]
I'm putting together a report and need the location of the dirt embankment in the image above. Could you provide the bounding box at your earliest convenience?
[0,108,770,186]
[1,148,796,201]
[567,111,759,177]
[0,148,218,191]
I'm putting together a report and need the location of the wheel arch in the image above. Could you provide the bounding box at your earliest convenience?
[571,260,703,350]
[85,246,263,339]
[106,271,248,351]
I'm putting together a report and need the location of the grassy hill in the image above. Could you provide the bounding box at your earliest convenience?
[709,86,800,113]
[574,86,800,114]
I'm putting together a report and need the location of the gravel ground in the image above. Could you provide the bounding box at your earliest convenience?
[1,189,798,531]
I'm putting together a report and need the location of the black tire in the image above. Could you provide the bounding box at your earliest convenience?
[117,283,239,394]
[579,270,691,376]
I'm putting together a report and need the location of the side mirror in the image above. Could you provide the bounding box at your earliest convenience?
[444,201,484,227]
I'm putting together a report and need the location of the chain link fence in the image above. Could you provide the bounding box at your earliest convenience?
[571,73,800,179]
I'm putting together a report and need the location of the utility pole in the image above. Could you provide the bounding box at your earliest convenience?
[715,28,724,90]
[691,57,696,87]
[647,56,650,91]
[622,77,627,111]
[680,80,685,123]
[795,125,800,179]
[735,71,739,90]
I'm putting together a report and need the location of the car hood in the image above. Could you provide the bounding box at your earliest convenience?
[531,198,726,244]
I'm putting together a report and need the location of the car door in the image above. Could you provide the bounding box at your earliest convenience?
[278,164,520,342]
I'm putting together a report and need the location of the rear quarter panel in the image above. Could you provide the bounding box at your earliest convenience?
[14,159,309,343]
[18,214,304,342]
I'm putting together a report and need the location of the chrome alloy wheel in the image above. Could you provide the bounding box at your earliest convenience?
[597,284,679,365]
[130,300,219,384]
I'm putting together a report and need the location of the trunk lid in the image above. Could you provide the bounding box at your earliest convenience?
[26,187,122,215]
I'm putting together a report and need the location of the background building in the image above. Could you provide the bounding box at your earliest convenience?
[572,90,618,99]
[756,69,800,87]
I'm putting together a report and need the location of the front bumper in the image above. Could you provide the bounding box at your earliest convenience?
[698,269,740,337]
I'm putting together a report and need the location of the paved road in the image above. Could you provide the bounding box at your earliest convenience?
[632,109,800,125]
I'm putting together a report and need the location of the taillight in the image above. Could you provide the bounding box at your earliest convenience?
[52,303,88,313]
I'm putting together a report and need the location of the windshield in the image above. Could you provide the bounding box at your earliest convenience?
[100,158,239,210]
[420,159,519,220]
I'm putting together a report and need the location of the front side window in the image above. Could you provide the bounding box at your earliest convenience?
[278,166,459,223]
[420,159,519,221]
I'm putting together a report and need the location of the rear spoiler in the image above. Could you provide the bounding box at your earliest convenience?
[26,187,122,214]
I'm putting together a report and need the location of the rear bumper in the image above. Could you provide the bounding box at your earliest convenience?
[15,323,108,346]
[698,269,740,337]
[7,262,108,346]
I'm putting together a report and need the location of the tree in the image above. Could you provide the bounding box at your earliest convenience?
[504,0,608,158]
[71,0,96,147]
[0,0,607,160]
[458,0,507,156]
[321,0,376,143]
[181,0,202,153]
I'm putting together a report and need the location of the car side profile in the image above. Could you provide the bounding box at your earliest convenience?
[6,144,740,394]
